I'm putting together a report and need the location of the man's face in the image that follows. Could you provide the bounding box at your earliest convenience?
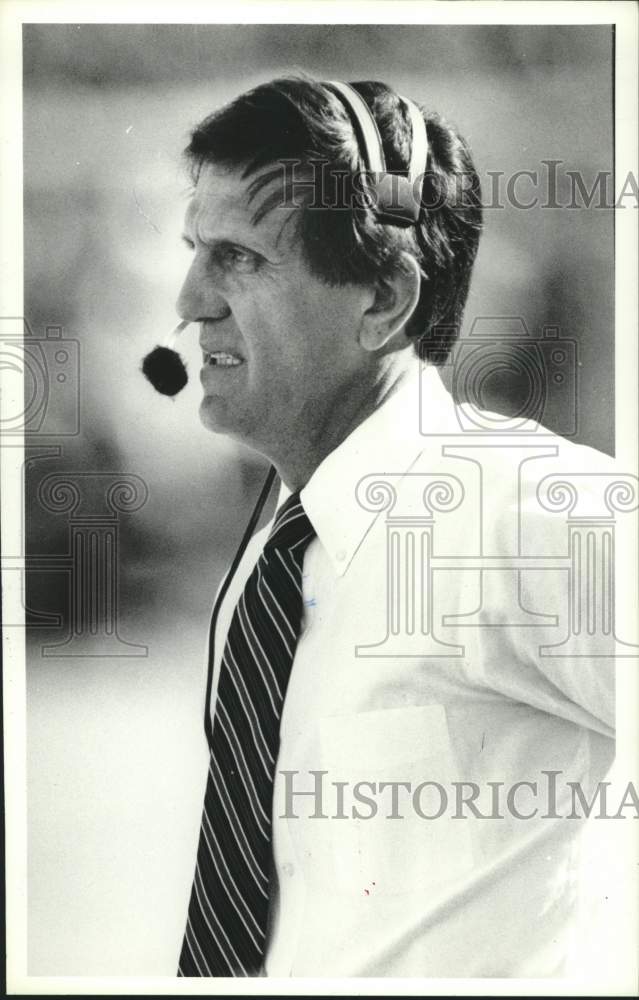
[177,162,374,462]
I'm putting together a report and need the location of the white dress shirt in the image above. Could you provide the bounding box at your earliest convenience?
[205,362,627,977]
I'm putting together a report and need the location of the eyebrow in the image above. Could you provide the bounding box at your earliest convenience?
[181,228,265,251]
[180,225,293,266]
[181,176,298,256]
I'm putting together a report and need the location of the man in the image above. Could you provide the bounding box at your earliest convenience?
[173,77,623,978]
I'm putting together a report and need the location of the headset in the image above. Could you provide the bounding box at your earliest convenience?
[141,82,429,748]
[325,81,428,227]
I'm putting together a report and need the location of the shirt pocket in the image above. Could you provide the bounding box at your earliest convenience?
[318,704,475,896]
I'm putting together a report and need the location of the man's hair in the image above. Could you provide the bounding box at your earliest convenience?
[184,76,482,363]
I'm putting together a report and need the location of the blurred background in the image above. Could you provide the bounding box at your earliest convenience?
[22,23,613,974]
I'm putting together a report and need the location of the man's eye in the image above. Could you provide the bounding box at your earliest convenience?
[220,246,260,271]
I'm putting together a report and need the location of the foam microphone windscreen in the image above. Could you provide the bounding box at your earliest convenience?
[141,320,190,396]
[142,345,188,396]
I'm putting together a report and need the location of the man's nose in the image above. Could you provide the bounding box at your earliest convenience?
[176,257,230,322]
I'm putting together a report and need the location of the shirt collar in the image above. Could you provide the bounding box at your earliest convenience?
[275,363,456,578]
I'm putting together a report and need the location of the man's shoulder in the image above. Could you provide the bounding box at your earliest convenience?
[403,420,630,549]
[410,414,620,482]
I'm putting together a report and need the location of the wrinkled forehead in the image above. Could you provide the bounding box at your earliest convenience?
[183,161,299,251]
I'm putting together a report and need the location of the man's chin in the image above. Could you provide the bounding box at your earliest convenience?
[199,395,251,441]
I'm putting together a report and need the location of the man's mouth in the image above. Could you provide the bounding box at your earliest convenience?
[202,351,243,367]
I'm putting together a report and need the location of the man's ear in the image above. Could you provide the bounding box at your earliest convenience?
[358,253,421,352]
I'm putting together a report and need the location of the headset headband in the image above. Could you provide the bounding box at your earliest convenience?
[326,81,428,226]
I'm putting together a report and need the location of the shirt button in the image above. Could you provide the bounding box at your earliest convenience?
[282,862,295,877]
[336,548,347,562]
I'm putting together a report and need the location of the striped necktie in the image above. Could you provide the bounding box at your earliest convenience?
[178,491,316,977]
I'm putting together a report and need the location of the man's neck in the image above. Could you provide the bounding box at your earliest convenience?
[272,355,420,493]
